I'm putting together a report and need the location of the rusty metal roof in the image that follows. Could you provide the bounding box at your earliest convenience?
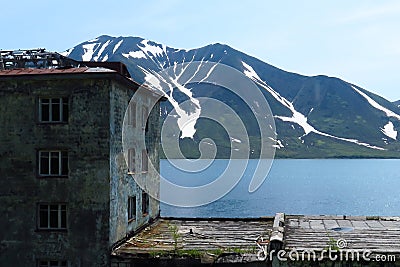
[0,67,90,76]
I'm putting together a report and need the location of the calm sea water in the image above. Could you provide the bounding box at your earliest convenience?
[160,159,400,217]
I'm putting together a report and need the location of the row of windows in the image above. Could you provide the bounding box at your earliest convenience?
[37,193,149,230]
[37,148,148,177]
[35,99,150,265]
[128,192,149,221]
[39,97,149,130]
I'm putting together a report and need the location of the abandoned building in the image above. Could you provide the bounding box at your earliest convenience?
[0,49,162,266]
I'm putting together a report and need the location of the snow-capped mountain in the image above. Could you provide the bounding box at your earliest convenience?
[63,35,400,158]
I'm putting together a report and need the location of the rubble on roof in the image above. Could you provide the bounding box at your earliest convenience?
[0,49,81,70]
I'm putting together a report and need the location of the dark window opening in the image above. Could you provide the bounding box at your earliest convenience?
[37,204,67,230]
[52,101,60,121]
[142,192,149,215]
[50,152,59,175]
[37,260,67,267]
[39,97,68,123]
[128,196,136,221]
[39,151,68,177]
[61,152,68,176]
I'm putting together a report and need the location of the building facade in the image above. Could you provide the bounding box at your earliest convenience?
[0,50,161,266]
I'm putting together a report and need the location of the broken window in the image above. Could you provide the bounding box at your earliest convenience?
[39,151,68,176]
[39,97,68,123]
[128,196,136,221]
[142,191,149,215]
[38,204,67,230]
[37,260,67,267]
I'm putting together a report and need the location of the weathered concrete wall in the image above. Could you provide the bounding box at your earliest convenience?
[0,74,162,266]
[109,83,161,245]
[0,77,111,266]
[145,98,161,219]
[109,81,137,245]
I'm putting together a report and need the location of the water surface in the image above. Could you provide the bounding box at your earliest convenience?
[160,159,400,217]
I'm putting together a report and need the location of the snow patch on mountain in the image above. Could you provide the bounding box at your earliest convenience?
[269,137,284,149]
[87,37,99,43]
[81,43,97,61]
[242,61,385,150]
[138,63,201,139]
[352,86,400,120]
[272,140,284,149]
[381,121,397,140]
[93,40,110,61]
[168,78,201,139]
[276,113,315,135]
[60,49,72,57]
[242,62,262,80]
[122,50,146,59]
[139,40,164,57]
[113,40,123,54]
[242,61,314,135]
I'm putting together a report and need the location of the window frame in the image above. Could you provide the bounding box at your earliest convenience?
[142,191,149,216]
[142,149,148,172]
[127,196,136,222]
[127,101,136,127]
[37,203,67,231]
[38,97,69,124]
[127,148,136,174]
[37,260,68,267]
[38,150,68,178]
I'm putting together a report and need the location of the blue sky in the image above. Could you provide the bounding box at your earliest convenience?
[2,0,400,101]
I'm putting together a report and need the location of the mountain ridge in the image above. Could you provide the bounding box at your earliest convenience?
[62,35,400,158]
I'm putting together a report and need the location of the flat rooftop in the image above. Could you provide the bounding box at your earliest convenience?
[286,215,400,256]
[111,215,400,265]
[112,217,273,264]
